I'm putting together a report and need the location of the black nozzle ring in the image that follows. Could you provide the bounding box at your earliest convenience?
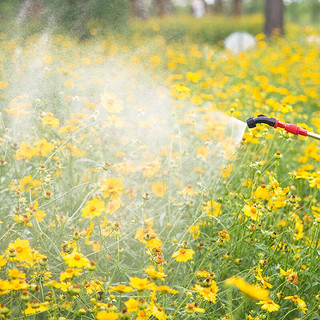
[246,114,277,129]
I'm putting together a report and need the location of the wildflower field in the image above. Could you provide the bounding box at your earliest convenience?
[1,20,320,320]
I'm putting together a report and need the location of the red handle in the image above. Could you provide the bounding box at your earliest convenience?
[274,120,307,136]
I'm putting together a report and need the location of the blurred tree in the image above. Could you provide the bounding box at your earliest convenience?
[155,0,173,16]
[129,0,137,17]
[37,0,128,34]
[245,0,264,14]
[19,0,42,21]
[265,0,284,37]
[232,0,242,16]
[214,0,223,14]
[157,0,166,16]
[311,0,320,23]
[136,0,149,19]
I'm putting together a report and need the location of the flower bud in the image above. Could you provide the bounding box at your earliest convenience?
[31,300,40,309]
[45,292,53,301]
[0,305,10,315]
[43,190,52,200]
[73,232,80,240]
[86,260,96,271]
[67,284,81,296]
[216,238,225,247]
[21,291,30,301]
[102,162,111,171]
[78,307,86,315]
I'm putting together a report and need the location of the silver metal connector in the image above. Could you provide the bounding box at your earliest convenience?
[307,131,320,141]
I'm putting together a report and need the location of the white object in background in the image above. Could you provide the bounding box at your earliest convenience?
[307,35,320,44]
[224,32,256,54]
[191,0,205,18]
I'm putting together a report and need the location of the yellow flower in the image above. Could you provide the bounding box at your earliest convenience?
[150,302,167,320]
[99,177,124,199]
[96,311,119,320]
[34,210,46,222]
[257,300,280,312]
[284,295,307,314]
[153,285,178,294]
[101,91,123,114]
[202,201,221,217]
[129,277,155,291]
[221,164,233,178]
[145,265,167,281]
[193,282,218,303]
[6,239,33,263]
[185,302,205,314]
[295,220,303,241]
[152,182,167,197]
[85,222,94,244]
[125,298,139,312]
[10,279,29,290]
[279,267,298,285]
[309,174,320,189]
[218,230,230,241]
[254,184,270,200]
[59,268,82,282]
[0,279,12,294]
[81,198,105,219]
[41,112,59,127]
[255,265,273,289]
[106,198,121,215]
[108,284,134,293]
[0,254,8,268]
[87,240,101,252]
[145,236,162,250]
[189,225,200,239]
[85,280,104,295]
[15,142,39,160]
[225,277,269,301]
[63,251,89,268]
[172,248,194,262]
[22,301,50,315]
[242,204,261,221]
[8,269,26,279]
[171,83,191,99]
[33,138,55,157]
[0,81,8,89]
[137,309,152,320]
[196,269,210,278]
[197,146,208,159]
[181,184,196,196]
[186,72,201,83]
[14,213,32,227]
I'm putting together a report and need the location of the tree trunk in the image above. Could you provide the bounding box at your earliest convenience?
[264,0,284,37]
[156,0,172,16]
[232,0,242,17]
[158,0,166,16]
[214,0,223,14]
[136,0,149,19]
[129,0,137,17]
[19,0,42,21]
[311,0,320,23]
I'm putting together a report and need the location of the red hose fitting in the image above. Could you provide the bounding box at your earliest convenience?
[274,120,307,136]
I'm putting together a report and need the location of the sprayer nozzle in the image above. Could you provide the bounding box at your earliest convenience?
[246,116,256,128]
[246,115,277,129]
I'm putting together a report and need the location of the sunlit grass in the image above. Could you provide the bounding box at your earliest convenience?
[0,22,320,320]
